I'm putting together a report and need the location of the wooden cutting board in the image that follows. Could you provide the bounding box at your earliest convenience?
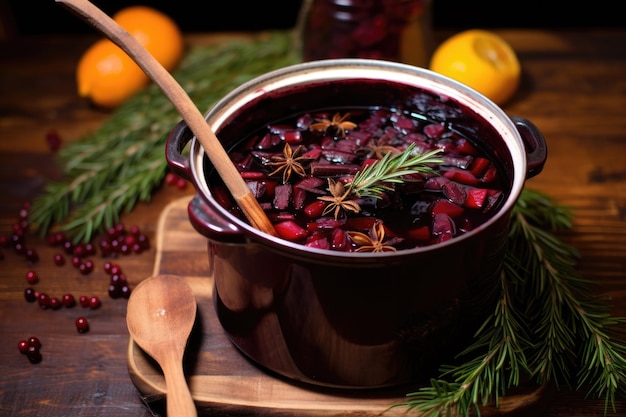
[127,196,544,416]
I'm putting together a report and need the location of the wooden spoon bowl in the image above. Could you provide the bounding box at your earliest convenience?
[126,274,198,417]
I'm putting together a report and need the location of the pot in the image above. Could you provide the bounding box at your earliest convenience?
[165,59,547,389]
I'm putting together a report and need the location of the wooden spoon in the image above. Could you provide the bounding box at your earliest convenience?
[126,275,198,417]
[55,0,277,236]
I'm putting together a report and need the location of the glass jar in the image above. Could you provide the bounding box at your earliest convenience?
[298,0,433,67]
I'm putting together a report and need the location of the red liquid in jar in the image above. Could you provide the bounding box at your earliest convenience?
[300,0,433,67]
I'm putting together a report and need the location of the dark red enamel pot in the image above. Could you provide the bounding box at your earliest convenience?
[165,59,547,389]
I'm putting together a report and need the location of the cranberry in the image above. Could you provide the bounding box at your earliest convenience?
[26,345,42,363]
[176,177,188,190]
[76,317,89,333]
[88,296,101,309]
[45,129,62,152]
[38,293,50,309]
[108,284,122,299]
[25,248,39,263]
[52,232,67,246]
[78,260,94,275]
[165,172,179,186]
[25,270,38,284]
[63,240,74,255]
[14,242,25,256]
[121,285,132,299]
[18,340,29,354]
[109,264,122,276]
[24,287,37,302]
[62,293,76,308]
[53,253,65,266]
[28,336,42,349]
[84,243,96,255]
[73,245,87,258]
[49,297,62,310]
[79,295,89,308]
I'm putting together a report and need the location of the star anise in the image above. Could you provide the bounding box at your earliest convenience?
[362,138,401,159]
[347,220,397,253]
[318,178,361,219]
[267,144,309,183]
[309,112,357,138]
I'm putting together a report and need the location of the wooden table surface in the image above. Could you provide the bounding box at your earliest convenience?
[1,29,625,417]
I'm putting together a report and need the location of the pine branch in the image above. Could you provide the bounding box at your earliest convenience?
[394,253,532,416]
[394,188,626,416]
[28,31,299,243]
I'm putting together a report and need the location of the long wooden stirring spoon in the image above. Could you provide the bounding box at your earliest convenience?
[126,275,198,417]
[55,0,277,236]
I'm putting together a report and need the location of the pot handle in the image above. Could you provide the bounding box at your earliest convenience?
[510,115,547,179]
[188,194,247,244]
[165,120,194,181]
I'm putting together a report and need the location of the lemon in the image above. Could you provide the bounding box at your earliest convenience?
[429,29,521,105]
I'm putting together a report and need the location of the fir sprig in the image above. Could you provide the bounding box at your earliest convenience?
[394,189,626,416]
[349,144,443,199]
[29,31,299,243]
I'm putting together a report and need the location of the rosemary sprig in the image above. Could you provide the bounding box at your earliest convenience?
[318,144,443,219]
[29,31,299,243]
[349,144,443,199]
[394,189,626,416]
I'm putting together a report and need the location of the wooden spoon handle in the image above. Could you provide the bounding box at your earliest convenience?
[161,350,197,417]
[55,0,277,236]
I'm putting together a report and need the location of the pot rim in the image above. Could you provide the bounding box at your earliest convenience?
[190,58,527,259]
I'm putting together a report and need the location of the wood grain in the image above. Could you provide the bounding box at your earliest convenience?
[1,30,625,417]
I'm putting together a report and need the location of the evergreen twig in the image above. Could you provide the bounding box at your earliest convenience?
[393,189,626,416]
[28,31,299,243]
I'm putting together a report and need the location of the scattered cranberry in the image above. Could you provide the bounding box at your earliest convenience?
[38,293,50,309]
[120,285,132,299]
[71,256,81,268]
[14,242,26,255]
[17,340,29,354]
[25,270,39,284]
[165,172,179,186]
[28,336,42,349]
[26,345,42,363]
[79,295,90,308]
[98,224,149,258]
[78,260,94,275]
[62,293,76,308]
[63,240,74,255]
[25,248,39,264]
[108,284,121,299]
[52,253,65,266]
[20,336,43,363]
[75,317,89,333]
[49,297,62,310]
[45,129,62,152]
[24,287,37,302]
[88,296,101,310]
[110,264,122,276]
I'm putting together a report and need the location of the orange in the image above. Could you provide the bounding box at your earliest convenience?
[77,6,184,109]
[429,29,521,105]
[112,6,184,72]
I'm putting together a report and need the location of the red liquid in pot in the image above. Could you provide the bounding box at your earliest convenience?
[210,95,509,251]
